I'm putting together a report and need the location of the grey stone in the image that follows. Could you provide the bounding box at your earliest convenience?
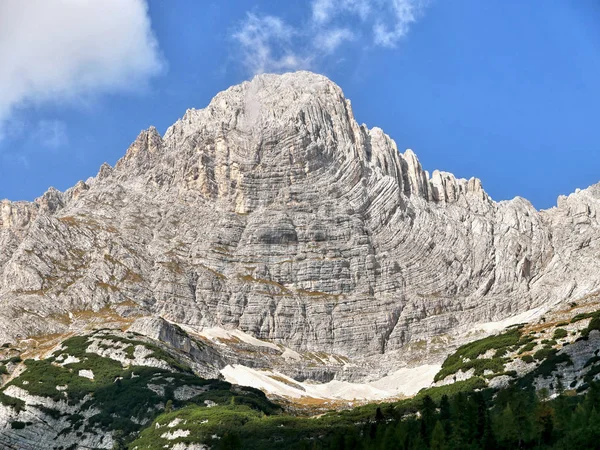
[1,71,600,381]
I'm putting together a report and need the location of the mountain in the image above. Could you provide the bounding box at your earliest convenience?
[2,72,600,373]
[2,71,600,448]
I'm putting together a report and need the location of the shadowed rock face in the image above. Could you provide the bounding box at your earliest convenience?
[1,72,599,373]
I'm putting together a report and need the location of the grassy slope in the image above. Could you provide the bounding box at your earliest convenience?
[0,330,279,444]
[3,305,600,449]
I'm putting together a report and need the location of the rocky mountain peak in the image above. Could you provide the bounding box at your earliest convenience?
[105,72,490,212]
[1,71,600,384]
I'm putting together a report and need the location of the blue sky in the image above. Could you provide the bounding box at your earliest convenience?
[1,0,599,209]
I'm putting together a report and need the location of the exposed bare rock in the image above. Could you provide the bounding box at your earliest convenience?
[1,71,600,381]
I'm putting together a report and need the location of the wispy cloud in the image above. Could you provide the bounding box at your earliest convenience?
[233,0,429,75]
[35,120,69,150]
[232,14,310,75]
[374,0,422,47]
[312,0,372,24]
[0,0,164,138]
[314,28,355,54]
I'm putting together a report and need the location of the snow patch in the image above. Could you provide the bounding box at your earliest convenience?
[220,364,440,401]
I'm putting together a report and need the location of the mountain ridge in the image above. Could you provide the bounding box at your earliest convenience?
[1,71,600,382]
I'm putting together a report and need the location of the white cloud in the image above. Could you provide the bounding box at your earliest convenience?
[373,0,422,48]
[312,0,335,24]
[36,120,69,149]
[0,0,163,136]
[315,28,355,54]
[232,13,310,75]
[233,0,428,75]
[312,0,372,24]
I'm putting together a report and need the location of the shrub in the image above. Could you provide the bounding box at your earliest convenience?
[582,316,600,338]
[521,355,534,364]
[0,392,25,412]
[585,356,600,368]
[534,348,557,361]
[1,356,21,365]
[10,421,26,429]
[494,347,509,358]
[584,364,600,384]
[554,328,568,339]
[519,342,536,354]
[571,313,593,323]
[521,352,573,384]
[434,329,521,381]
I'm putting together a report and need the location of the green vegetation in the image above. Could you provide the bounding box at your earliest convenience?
[519,342,536,354]
[1,356,21,364]
[570,310,600,326]
[0,392,25,411]
[3,317,600,449]
[493,347,509,358]
[0,330,282,445]
[553,329,568,339]
[519,353,573,385]
[0,331,269,440]
[434,329,524,382]
[581,315,600,339]
[131,379,486,450]
[521,354,535,364]
[584,356,600,368]
[10,420,26,429]
[534,348,557,361]
[130,380,600,450]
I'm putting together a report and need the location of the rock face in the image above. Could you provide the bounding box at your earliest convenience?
[1,71,600,378]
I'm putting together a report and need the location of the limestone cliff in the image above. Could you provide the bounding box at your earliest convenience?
[1,72,599,378]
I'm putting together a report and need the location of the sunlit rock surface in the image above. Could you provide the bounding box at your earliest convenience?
[1,71,600,380]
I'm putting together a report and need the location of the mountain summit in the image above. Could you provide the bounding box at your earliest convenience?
[1,71,600,379]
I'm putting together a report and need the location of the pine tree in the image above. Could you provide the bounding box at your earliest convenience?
[495,404,518,448]
[512,387,536,446]
[472,391,487,440]
[220,431,241,450]
[481,409,497,450]
[449,392,471,447]
[430,421,447,450]
[535,401,555,445]
[420,395,437,441]
[439,394,452,437]
[375,406,385,423]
